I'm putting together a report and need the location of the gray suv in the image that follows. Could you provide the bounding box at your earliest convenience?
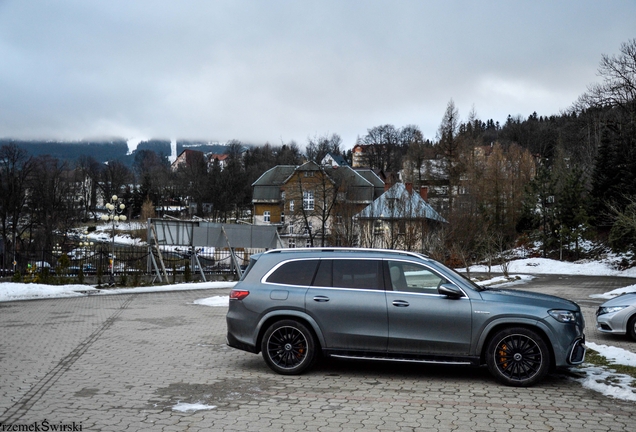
[226,248,586,386]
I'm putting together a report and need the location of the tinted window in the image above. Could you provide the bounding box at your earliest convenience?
[312,260,333,287]
[388,261,445,293]
[266,260,319,286]
[332,260,382,290]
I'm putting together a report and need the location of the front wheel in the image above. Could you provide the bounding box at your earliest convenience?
[261,320,316,375]
[627,315,636,341]
[486,327,551,387]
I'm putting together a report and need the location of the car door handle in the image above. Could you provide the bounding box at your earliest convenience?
[392,300,410,307]
[313,296,330,302]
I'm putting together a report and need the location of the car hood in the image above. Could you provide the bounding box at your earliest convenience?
[480,288,579,310]
[600,292,636,307]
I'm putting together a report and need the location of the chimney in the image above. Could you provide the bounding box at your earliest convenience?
[420,186,428,202]
[405,182,413,194]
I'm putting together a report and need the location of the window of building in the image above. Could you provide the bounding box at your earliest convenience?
[289,200,294,212]
[263,211,270,223]
[288,237,296,248]
[303,191,314,210]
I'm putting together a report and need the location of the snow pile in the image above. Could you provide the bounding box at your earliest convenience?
[0,283,97,301]
[0,281,236,302]
[193,296,229,307]
[469,257,636,277]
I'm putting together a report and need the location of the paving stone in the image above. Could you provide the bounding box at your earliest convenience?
[1,278,636,430]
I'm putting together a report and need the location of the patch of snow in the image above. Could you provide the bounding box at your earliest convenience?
[193,296,229,307]
[468,258,636,277]
[572,342,636,402]
[575,366,636,402]
[169,139,177,163]
[172,402,217,412]
[126,137,146,155]
[0,283,97,302]
[588,342,636,367]
[0,281,236,302]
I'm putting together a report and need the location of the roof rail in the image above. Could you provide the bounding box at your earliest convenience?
[263,247,428,259]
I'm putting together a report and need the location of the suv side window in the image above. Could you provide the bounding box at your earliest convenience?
[312,260,332,287]
[331,259,383,290]
[266,260,319,286]
[387,261,446,294]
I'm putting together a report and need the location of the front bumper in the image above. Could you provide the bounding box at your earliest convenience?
[596,314,627,335]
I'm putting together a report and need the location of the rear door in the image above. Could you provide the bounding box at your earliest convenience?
[305,259,388,352]
[385,260,472,356]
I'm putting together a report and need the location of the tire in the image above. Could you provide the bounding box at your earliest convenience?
[485,327,551,387]
[261,320,316,375]
[627,315,636,341]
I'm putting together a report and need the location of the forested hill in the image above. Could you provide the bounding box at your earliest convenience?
[0,139,232,165]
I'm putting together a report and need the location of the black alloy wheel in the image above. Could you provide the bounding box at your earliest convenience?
[486,327,550,387]
[261,320,316,375]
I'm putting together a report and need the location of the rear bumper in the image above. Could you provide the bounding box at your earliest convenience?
[226,333,258,354]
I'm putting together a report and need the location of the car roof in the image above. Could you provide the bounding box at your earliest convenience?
[260,247,430,261]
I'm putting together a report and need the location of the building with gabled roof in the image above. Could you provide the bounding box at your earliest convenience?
[251,161,385,246]
[356,182,446,251]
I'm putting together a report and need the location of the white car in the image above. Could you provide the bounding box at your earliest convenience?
[596,293,636,341]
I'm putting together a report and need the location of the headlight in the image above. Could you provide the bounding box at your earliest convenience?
[597,306,627,316]
[548,310,577,323]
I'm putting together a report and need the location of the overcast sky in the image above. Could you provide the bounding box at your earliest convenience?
[1,1,634,150]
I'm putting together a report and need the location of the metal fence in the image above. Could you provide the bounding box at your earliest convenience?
[3,245,248,279]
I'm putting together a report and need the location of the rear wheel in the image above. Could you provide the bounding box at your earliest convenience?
[261,320,316,375]
[486,327,550,387]
[627,315,636,341]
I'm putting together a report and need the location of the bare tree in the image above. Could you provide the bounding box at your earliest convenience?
[0,144,33,269]
[577,38,636,114]
[306,133,342,163]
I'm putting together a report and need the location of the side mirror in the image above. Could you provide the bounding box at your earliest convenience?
[438,283,464,299]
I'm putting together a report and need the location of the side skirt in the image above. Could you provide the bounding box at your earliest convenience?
[324,351,480,366]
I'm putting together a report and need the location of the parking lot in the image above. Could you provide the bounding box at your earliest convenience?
[1,275,636,431]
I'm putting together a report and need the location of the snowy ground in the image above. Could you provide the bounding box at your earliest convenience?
[2,256,636,402]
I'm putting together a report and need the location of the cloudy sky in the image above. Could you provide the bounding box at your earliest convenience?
[0,1,634,150]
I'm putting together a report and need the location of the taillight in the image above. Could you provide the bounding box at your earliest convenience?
[230,290,250,300]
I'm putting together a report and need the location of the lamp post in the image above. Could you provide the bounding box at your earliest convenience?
[78,231,94,274]
[101,195,126,285]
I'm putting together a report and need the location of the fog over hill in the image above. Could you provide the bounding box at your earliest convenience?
[0,139,239,165]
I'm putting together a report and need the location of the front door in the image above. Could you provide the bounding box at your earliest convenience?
[385,260,472,356]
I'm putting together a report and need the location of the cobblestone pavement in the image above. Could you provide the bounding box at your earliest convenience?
[1,275,636,431]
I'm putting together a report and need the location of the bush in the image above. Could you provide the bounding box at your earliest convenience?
[609,202,636,254]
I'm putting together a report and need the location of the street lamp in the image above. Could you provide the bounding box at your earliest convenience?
[101,195,126,285]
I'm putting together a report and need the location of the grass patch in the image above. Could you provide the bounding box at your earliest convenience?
[584,349,636,386]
